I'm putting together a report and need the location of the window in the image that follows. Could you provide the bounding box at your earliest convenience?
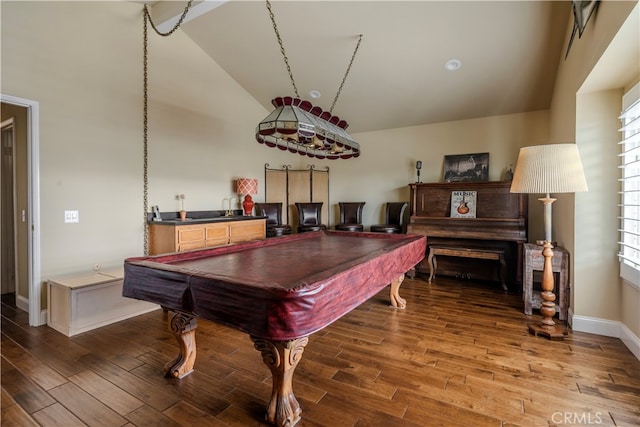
[619,83,640,287]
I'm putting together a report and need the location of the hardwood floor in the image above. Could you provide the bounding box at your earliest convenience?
[2,277,639,427]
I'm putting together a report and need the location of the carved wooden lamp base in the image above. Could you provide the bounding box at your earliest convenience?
[528,322,568,340]
[529,240,568,341]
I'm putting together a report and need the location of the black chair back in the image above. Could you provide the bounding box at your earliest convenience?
[370,202,408,234]
[336,202,365,232]
[339,202,365,224]
[296,202,323,226]
[255,202,292,237]
[385,202,408,225]
[295,202,327,232]
[255,203,283,226]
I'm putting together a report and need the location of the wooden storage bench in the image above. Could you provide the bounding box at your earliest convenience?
[47,268,158,337]
[427,245,507,290]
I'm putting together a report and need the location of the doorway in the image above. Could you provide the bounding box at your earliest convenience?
[1,95,42,326]
[1,119,17,301]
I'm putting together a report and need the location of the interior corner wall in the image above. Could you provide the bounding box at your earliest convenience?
[574,90,623,321]
[547,1,636,325]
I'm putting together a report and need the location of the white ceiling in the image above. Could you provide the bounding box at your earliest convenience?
[148,1,573,133]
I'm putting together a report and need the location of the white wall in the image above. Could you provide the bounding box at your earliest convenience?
[344,111,549,228]
[575,90,624,321]
[1,1,292,280]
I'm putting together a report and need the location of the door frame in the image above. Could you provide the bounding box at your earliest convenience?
[1,94,42,326]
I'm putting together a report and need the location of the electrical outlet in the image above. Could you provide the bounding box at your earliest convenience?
[64,210,79,223]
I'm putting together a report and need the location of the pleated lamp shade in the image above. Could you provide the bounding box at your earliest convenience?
[510,144,588,194]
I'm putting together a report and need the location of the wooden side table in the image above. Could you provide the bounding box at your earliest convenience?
[523,243,569,320]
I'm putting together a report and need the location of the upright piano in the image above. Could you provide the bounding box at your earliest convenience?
[408,181,528,287]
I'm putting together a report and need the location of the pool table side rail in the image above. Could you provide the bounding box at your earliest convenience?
[123,231,426,340]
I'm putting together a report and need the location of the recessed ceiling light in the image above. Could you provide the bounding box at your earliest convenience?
[444,59,462,71]
[309,90,321,99]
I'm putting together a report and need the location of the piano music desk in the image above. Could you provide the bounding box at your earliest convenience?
[428,245,507,290]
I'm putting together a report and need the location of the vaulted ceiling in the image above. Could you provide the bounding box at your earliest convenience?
[147,1,572,133]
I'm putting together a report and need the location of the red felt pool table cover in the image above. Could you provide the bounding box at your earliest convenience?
[123,231,426,340]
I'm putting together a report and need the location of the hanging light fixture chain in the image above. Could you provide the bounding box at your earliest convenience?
[142,1,193,255]
[144,1,194,37]
[143,8,149,256]
[266,0,300,98]
[329,34,362,114]
[264,1,362,113]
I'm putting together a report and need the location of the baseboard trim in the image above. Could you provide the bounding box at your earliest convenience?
[620,323,640,362]
[11,297,48,327]
[16,294,29,313]
[571,311,640,362]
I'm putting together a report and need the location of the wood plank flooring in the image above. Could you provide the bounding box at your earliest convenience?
[2,276,639,426]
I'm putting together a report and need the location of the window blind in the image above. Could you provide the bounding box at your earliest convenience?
[618,83,640,277]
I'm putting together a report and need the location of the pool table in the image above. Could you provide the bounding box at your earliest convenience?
[123,230,426,426]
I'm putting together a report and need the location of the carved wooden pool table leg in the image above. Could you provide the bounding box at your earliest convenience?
[164,311,197,378]
[389,274,406,309]
[251,336,309,427]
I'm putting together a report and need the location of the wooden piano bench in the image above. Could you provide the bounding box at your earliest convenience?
[427,245,507,290]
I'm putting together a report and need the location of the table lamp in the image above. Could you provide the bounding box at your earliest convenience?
[236,178,259,216]
[510,144,588,340]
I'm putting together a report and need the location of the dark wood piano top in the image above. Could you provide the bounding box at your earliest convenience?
[409,181,527,222]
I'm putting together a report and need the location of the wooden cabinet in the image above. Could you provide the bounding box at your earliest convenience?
[149,219,265,255]
[176,224,209,251]
[229,220,266,244]
[205,224,230,247]
[408,181,527,287]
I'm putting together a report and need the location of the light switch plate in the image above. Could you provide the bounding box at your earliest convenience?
[65,210,79,223]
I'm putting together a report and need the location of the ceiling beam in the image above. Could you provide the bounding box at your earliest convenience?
[149,0,228,33]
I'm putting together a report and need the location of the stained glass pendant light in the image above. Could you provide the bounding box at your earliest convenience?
[256,96,360,159]
[255,1,362,160]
